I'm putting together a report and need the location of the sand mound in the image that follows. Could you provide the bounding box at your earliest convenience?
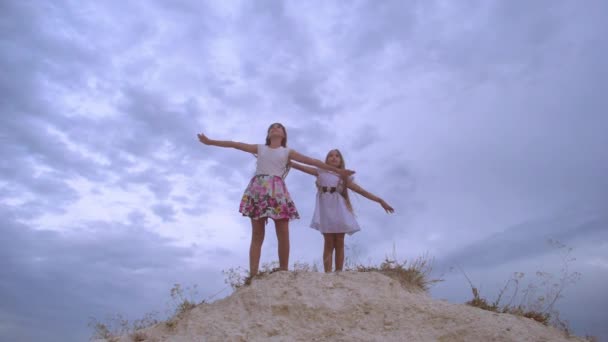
[113,271,584,342]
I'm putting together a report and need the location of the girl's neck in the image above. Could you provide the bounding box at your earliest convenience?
[268,137,282,148]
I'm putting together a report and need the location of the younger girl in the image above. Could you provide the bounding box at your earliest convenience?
[197,124,355,278]
[290,149,394,272]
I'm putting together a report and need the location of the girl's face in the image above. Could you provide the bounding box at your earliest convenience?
[267,123,286,139]
[326,150,343,168]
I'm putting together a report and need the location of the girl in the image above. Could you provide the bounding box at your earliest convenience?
[290,149,394,273]
[197,123,355,279]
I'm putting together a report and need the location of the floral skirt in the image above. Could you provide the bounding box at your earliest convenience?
[239,175,300,221]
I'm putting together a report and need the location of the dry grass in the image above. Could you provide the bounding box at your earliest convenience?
[88,312,159,341]
[169,283,200,316]
[222,261,284,289]
[348,254,442,292]
[162,283,201,331]
[463,240,581,333]
[220,252,441,294]
[463,279,552,325]
[89,283,202,340]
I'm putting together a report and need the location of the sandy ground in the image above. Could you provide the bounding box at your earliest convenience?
[109,271,585,342]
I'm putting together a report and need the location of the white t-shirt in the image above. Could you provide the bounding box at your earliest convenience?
[255,144,290,177]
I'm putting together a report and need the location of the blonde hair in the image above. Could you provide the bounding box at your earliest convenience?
[325,149,353,213]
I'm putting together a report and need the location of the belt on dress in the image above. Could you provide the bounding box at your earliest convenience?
[319,186,337,193]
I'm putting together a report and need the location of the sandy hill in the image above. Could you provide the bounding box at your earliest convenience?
[109,271,584,342]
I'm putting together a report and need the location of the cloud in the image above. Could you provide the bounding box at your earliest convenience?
[436,209,608,270]
[0,205,226,341]
[151,203,177,222]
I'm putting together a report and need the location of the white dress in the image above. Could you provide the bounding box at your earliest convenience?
[310,169,361,235]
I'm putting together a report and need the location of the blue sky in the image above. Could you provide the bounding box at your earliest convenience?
[1,0,607,341]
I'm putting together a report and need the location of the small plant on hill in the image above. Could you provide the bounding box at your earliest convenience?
[222,265,249,290]
[164,283,203,329]
[463,239,581,333]
[292,261,313,273]
[349,252,442,292]
[222,261,281,289]
[88,312,159,341]
[89,282,202,340]
[169,283,200,316]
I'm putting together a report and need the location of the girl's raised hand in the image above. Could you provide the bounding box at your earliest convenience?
[197,133,211,145]
[379,199,394,214]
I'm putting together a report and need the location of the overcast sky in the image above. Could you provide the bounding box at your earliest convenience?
[1,0,607,341]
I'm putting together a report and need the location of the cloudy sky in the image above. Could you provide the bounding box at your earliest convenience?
[1,0,607,340]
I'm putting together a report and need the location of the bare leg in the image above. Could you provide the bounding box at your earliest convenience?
[323,233,336,273]
[334,233,346,272]
[249,219,266,277]
[274,219,290,271]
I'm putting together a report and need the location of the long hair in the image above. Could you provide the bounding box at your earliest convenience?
[326,149,353,213]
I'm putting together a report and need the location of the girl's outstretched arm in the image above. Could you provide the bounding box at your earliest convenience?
[289,161,318,176]
[346,180,395,213]
[197,132,257,154]
[289,150,355,177]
